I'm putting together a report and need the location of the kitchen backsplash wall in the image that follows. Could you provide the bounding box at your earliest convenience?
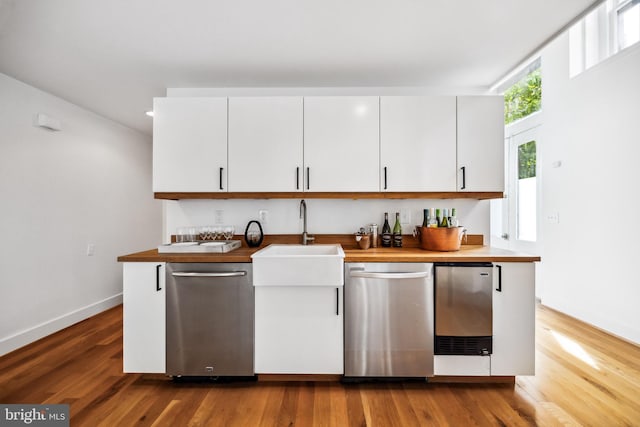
[164,199,489,242]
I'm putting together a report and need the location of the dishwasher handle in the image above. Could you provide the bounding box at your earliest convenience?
[350,271,429,279]
[171,271,247,278]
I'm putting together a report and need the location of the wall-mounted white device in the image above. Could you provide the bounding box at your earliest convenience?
[35,113,62,131]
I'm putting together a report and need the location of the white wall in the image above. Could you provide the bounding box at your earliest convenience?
[0,73,162,355]
[539,36,640,344]
[164,199,489,243]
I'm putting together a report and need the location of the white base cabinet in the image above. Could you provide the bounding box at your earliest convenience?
[255,286,343,374]
[123,262,165,373]
[491,262,535,375]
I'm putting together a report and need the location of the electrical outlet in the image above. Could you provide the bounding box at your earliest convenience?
[87,244,95,256]
[214,209,224,224]
[546,212,560,224]
[259,210,268,224]
[400,209,411,224]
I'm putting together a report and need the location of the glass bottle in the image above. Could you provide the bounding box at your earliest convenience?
[381,213,392,247]
[450,208,458,227]
[393,212,403,247]
[422,209,430,227]
[429,208,438,228]
[441,208,449,228]
[435,209,442,227]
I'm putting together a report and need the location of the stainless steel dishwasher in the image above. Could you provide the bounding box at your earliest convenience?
[166,263,254,377]
[344,263,434,378]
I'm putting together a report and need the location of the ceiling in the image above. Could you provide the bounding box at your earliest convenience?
[0,0,598,136]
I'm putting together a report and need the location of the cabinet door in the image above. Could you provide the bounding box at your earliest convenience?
[380,96,456,191]
[255,286,343,374]
[228,97,303,192]
[123,263,165,373]
[491,262,535,375]
[153,97,228,192]
[457,96,505,192]
[303,97,379,192]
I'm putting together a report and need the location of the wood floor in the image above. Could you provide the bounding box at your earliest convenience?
[1,305,639,427]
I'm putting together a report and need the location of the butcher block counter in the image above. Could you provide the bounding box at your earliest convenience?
[117,234,540,263]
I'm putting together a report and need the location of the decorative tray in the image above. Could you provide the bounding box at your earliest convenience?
[157,240,242,253]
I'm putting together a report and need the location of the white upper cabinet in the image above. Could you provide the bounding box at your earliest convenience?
[152,97,228,192]
[380,96,457,191]
[456,96,505,192]
[303,96,379,192]
[228,97,303,192]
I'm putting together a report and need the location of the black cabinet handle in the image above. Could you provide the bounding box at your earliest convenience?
[496,264,502,292]
[336,288,339,316]
[461,166,466,190]
[306,167,310,190]
[296,167,300,190]
[219,167,224,190]
[156,264,162,291]
[384,167,388,190]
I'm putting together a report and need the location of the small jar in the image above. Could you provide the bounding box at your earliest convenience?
[369,224,378,248]
[356,234,371,250]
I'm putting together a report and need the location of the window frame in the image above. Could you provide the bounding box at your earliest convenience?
[569,0,640,77]
[616,0,640,50]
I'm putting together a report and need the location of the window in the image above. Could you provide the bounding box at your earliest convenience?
[570,0,640,77]
[504,67,541,125]
[618,0,640,49]
[517,140,536,242]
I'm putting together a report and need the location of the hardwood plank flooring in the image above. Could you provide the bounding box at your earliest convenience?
[1,304,639,426]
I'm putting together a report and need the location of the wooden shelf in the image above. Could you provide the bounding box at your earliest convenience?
[154,191,505,200]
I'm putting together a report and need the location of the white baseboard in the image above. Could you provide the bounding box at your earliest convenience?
[0,293,123,357]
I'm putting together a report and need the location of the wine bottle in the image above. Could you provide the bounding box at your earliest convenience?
[435,209,442,227]
[429,208,438,228]
[422,209,429,227]
[393,212,403,247]
[450,208,458,227]
[441,208,449,228]
[381,213,392,247]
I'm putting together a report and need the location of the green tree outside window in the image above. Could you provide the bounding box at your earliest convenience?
[504,68,541,125]
[518,140,536,179]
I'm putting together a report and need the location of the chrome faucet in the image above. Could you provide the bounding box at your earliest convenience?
[299,199,315,245]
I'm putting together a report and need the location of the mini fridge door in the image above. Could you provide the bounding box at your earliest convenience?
[434,263,493,355]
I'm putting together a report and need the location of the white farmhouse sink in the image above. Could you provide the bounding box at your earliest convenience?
[251,244,345,286]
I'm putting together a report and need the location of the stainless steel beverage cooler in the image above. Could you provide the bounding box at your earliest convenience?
[434,263,493,355]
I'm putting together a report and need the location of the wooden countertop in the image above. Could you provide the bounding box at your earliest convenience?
[342,245,540,262]
[118,244,540,263]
